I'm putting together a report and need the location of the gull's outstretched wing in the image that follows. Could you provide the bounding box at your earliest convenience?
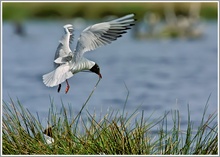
[54,24,74,67]
[74,14,135,61]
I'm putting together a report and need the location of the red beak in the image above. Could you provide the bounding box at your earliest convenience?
[99,73,102,78]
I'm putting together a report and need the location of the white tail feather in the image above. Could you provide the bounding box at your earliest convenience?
[42,64,73,87]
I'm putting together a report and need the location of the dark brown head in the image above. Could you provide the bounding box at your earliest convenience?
[90,63,102,78]
[43,127,53,137]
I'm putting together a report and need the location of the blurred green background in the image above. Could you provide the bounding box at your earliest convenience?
[2,2,218,21]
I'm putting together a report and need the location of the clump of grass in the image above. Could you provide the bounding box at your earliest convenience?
[2,91,218,155]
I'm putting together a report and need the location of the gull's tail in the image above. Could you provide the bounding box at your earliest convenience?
[43,64,73,87]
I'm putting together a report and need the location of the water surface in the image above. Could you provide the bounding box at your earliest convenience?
[2,20,218,130]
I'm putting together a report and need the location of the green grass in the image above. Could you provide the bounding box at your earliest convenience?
[2,84,218,155]
[2,2,218,21]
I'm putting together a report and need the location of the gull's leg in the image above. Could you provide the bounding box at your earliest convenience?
[65,80,70,94]
[57,84,61,93]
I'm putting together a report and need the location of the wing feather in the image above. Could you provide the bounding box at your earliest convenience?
[54,24,74,67]
[74,14,135,60]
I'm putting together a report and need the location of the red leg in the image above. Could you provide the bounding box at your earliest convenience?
[57,84,61,93]
[65,80,70,94]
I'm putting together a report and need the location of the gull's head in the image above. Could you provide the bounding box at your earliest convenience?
[90,63,102,78]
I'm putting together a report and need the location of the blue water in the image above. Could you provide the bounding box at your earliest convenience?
[2,20,218,130]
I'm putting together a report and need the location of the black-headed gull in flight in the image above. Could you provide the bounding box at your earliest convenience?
[43,14,135,93]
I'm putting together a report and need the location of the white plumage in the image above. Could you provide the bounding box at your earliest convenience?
[43,14,135,93]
